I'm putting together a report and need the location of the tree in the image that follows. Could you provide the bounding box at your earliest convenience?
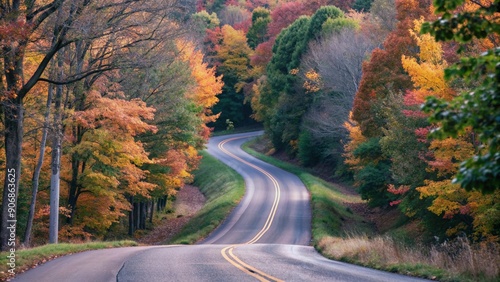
[370,0,398,32]
[421,0,500,193]
[263,16,311,150]
[302,28,374,101]
[1,0,86,251]
[353,0,374,12]
[249,1,308,69]
[0,0,190,248]
[307,6,345,40]
[354,137,393,207]
[351,0,431,137]
[299,27,375,166]
[191,10,220,36]
[211,25,253,129]
[177,39,223,138]
[247,7,271,49]
[262,6,350,152]
[218,5,251,27]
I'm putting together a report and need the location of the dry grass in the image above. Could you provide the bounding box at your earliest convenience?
[319,235,500,281]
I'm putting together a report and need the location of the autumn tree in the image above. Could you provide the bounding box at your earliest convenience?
[67,88,157,235]
[421,0,500,193]
[340,0,432,209]
[177,39,223,139]
[352,0,431,137]
[210,25,253,129]
[1,0,191,248]
[380,15,499,240]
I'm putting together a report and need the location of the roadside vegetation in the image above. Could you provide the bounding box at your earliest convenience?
[243,137,499,282]
[169,151,245,244]
[242,139,372,242]
[0,241,137,281]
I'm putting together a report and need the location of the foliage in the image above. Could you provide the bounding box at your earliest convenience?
[191,10,221,35]
[307,6,345,40]
[247,7,271,49]
[177,39,223,137]
[353,0,374,12]
[420,0,500,193]
[352,0,430,137]
[353,138,392,207]
[262,6,351,153]
[343,115,367,171]
[219,5,251,28]
[297,130,322,167]
[321,17,360,36]
[0,0,223,245]
[210,25,253,129]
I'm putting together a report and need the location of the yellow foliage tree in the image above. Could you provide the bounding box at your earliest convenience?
[343,112,367,171]
[403,18,499,240]
[401,17,453,101]
[177,40,223,127]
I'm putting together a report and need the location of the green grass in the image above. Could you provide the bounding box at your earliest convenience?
[169,151,245,244]
[0,240,137,280]
[241,139,372,246]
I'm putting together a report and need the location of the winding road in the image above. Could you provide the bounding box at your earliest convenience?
[14,132,427,282]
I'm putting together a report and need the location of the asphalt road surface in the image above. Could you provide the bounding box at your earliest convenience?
[14,132,428,282]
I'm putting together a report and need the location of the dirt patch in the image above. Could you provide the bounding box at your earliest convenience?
[138,185,205,245]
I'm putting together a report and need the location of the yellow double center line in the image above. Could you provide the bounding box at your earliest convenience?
[217,136,284,282]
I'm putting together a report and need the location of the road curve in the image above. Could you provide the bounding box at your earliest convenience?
[13,132,428,282]
[202,131,311,245]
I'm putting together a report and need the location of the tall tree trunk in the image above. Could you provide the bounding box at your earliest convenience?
[128,196,134,236]
[134,202,140,230]
[140,202,146,229]
[66,40,87,225]
[1,46,25,251]
[1,101,24,251]
[149,200,154,224]
[49,51,64,244]
[23,83,54,246]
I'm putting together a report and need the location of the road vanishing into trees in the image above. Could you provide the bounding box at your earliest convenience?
[14,132,428,282]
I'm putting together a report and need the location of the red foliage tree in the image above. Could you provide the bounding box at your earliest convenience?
[352,0,432,137]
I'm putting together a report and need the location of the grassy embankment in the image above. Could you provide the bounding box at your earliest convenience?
[169,151,245,244]
[242,137,499,282]
[0,240,137,281]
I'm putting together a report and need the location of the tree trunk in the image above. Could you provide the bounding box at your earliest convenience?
[0,102,24,251]
[66,40,87,226]
[134,202,140,230]
[49,51,65,244]
[23,83,54,246]
[140,202,146,229]
[149,200,154,224]
[128,196,134,236]
[1,45,25,251]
